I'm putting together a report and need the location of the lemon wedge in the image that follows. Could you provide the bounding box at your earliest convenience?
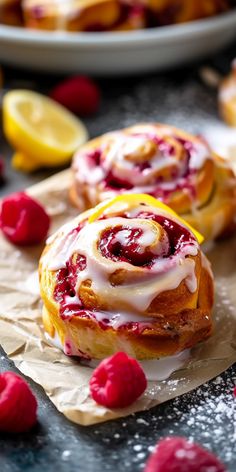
[3,90,88,172]
[88,193,204,244]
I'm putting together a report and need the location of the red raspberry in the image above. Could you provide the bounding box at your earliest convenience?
[50,76,100,116]
[89,352,147,408]
[144,437,226,472]
[0,372,37,433]
[233,386,236,397]
[0,191,50,245]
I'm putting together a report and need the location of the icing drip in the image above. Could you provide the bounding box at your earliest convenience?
[73,126,211,209]
[43,207,199,315]
[219,83,236,102]
[55,0,76,31]
[90,310,156,330]
[87,350,190,381]
[45,329,190,381]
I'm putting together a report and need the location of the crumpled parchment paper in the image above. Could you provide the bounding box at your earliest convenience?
[0,169,235,426]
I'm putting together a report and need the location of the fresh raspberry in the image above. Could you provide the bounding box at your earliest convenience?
[233,386,236,397]
[0,191,50,245]
[50,76,100,116]
[0,372,37,433]
[144,437,226,472]
[89,352,147,408]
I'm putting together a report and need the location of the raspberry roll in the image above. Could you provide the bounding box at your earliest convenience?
[70,123,236,240]
[23,0,146,31]
[147,0,232,26]
[39,194,214,360]
[0,0,23,26]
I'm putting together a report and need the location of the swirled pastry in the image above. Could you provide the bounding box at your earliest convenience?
[0,0,22,25]
[70,123,236,241]
[23,0,146,31]
[147,0,232,26]
[22,0,233,31]
[39,194,214,360]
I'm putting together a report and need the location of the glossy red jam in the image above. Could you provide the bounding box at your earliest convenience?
[53,223,87,319]
[137,212,195,253]
[99,213,195,267]
[104,172,133,190]
[53,207,196,330]
[99,226,155,266]
[87,149,101,166]
[86,134,198,199]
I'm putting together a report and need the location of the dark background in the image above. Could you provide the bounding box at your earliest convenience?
[0,41,236,471]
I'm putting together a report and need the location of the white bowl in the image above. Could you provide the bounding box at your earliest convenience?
[0,11,236,76]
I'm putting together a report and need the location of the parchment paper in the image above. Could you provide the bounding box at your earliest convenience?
[0,169,236,426]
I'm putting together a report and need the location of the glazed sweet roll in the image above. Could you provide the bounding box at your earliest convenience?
[23,0,146,31]
[70,123,236,240]
[22,0,234,31]
[147,0,232,26]
[39,194,214,360]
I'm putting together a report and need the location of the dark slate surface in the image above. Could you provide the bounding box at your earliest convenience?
[0,41,236,472]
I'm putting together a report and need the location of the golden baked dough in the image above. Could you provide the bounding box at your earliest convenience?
[0,0,22,26]
[23,0,146,31]
[148,0,231,25]
[39,194,214,360]
[21,0,233,31]
[70,123,236,241]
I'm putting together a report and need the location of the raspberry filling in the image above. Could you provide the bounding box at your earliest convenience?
[99,226,155,266]
[87,149,101,167]
[104,172,133,190]
[54,253,86,304]
[137,213,195,253]
[85,134,198,199]
[53,211,195,330]
[99,215,194,267]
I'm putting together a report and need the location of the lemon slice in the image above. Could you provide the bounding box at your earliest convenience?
[3,90,88,171]
[88,193,204,244]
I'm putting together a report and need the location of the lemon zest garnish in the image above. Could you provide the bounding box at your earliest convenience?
[88,193,204,244]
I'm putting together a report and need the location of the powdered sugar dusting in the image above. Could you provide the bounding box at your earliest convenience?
[90,370,236,470]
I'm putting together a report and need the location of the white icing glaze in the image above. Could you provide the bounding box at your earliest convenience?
[91,310,156,329]
[45,329,190,381]
[203,122,236,171]
[113,223,169,256]
[75,154,106,185]
[54,0,76,30]
[43,207,199,313]
[86,349,190,381]
[74,128,211,199]
[189,142,210,170]
[45,330,63,350]
[139,349,190,381]
[219,83,236,102]
[138,229,157,247]
[102,133,166,186]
